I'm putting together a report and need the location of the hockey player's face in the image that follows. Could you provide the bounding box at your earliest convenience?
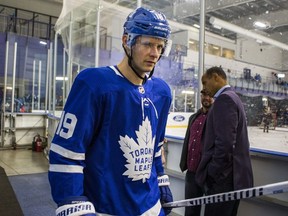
[132,36,165,72]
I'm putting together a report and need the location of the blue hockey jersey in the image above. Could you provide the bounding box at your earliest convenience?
[48,66,172,215]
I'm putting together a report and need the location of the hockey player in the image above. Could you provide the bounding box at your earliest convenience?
[49,7,173,216]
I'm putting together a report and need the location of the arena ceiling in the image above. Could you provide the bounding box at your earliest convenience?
[103,0,288,44]
[5,0,288,45]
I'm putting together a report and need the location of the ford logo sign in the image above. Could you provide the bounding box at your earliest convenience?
[173,115,185,122]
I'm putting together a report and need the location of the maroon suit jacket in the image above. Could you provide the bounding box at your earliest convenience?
[195,87,253,190]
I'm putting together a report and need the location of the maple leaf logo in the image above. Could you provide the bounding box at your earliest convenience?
[119,117,155,183]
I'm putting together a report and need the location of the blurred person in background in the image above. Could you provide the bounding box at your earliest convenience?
[180,89,214,216]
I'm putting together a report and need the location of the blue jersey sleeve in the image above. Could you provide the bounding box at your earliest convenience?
[48,69,102,204]
[153,79,171,176]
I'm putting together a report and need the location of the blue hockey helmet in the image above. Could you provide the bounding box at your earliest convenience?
[123,7,171,48]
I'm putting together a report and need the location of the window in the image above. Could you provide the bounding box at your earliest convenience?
[222,48,235,59]
[206,43,221,56]
[188,39,198,51]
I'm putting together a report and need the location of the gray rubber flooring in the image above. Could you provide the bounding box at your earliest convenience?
[8,172,56,216]
[0,148,55,216]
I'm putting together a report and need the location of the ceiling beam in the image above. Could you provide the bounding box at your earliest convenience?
[232,10,288,30]
[210,16,288,50]
[0,0,62,17]
[173,0,256,20]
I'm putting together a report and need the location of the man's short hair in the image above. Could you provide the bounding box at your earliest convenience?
[200,89,208,95]
[206,66,227,80]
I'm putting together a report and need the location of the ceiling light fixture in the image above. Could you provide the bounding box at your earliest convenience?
[213,24,222,30]
[39,41,47,45]
[256,39,263,44]
[182,90,194,95]
[56,76,68,81]
[253,21,271,29]
[209,17,288,51]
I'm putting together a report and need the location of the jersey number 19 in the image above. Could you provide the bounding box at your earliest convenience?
[56,111,78,139]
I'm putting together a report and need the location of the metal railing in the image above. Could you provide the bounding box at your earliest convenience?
[0,12,55,41]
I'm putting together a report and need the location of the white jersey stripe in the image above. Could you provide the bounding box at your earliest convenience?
[141,200,161,216]
[50,143,85,160]
[110,66,123,77]
[155,148,162,158]
[49,164,83,173]
[95,212,112,216]
[158,140,164,147]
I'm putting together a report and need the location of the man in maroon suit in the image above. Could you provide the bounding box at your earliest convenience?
[196,66,253,216]
[180,89,214,216]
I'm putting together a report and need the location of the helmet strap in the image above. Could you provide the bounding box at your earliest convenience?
[146,55,163,81]
[128,57,148,84]
[122,44,149,84]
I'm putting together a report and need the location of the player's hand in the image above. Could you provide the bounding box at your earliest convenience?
[56,196,96,216]
[158,174,173,215]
